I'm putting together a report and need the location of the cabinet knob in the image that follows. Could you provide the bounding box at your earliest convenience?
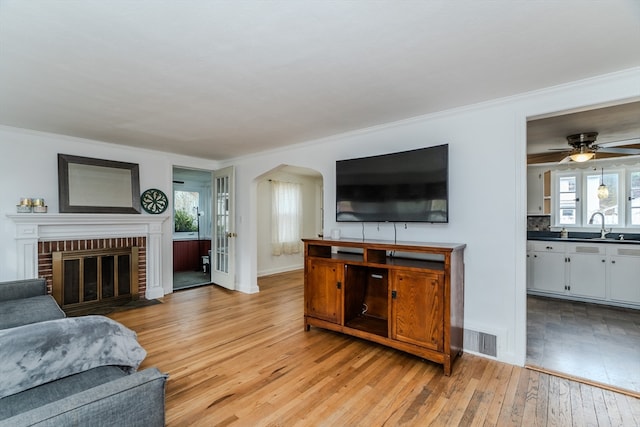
[612,260,616,264]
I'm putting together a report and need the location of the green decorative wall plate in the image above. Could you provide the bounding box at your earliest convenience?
[140,189,168,214]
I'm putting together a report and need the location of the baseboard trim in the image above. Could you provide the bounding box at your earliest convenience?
[525,364,640,399]
[258,265,302,277]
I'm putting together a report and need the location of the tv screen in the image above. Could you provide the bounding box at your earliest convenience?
[336,144,448,223]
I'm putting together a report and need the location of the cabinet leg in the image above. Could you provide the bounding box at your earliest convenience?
[304,318,310,332]
[443,356,452,376]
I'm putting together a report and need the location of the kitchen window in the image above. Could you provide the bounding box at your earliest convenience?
[585,169,621,226]
[553,168,634,228]
[556,173,579,226]
[629,170,640,226]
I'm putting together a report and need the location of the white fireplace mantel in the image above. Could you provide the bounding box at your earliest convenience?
[7,213,169,299]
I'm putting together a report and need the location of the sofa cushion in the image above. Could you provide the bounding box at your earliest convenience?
[0,295,65,330]
[0,366,127,420]
[0,316,146,398]
[0,368,167,427]
[0,279,46,302]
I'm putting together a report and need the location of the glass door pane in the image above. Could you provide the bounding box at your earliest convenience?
[212,166,235,290]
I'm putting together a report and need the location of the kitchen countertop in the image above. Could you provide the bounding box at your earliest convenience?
[527,231,640,245]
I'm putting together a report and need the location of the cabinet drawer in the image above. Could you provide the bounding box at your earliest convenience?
[567,243,605,255]
[530,241,565,253]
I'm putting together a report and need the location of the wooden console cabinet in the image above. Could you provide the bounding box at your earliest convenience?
[303,238,465,375]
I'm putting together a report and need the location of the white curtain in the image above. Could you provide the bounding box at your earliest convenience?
[271,180,302,256]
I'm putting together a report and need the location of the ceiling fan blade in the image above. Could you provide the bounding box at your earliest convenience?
[598,147,640,155]
[559,155,572,164]
[596,138,640,148]
[527,151,570,164]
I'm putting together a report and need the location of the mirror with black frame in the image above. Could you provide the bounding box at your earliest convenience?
[58,154,141,214]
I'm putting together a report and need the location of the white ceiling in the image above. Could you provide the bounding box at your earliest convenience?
[1,1,639,160]
[527,101,640,156]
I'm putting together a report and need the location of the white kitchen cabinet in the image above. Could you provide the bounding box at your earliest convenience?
[526,243,533,285]
[527,169,544,214]
[529,242,566,294]
[527,169,551,215]
[566,244,606,299]
[527,240,640,308]
[608,245,640,304]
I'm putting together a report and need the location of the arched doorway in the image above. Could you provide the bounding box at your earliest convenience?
[255,165,323,278]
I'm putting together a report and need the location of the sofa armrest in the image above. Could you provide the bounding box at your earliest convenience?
[0,368,169,427]
[0,279,47,302]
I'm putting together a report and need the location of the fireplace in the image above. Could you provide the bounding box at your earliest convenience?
[8,214,167,301]
[48,242,141,313]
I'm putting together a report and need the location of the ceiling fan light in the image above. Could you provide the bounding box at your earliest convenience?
[569,151,595,162]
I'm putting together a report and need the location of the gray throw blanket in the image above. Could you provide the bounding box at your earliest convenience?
[0,315,146,399]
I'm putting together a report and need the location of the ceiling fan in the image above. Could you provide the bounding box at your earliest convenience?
[545,132,640,164]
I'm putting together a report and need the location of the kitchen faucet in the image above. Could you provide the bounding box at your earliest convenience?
[589,212,611,239]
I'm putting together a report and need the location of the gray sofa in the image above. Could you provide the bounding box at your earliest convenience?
[0,278,168,427]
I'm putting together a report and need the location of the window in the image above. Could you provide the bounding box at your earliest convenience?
[551,167,637,228]
[174,190,200,232]
[630,171,640,226]
[585,170,620,226]
[557,174,578,225]
[271,181,302,256]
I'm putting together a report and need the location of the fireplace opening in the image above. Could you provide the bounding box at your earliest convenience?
[52,247,139,314]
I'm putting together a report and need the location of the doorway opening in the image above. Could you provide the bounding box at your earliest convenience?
[526,100,640,396]
[172,166,213,290]
[256,165,323,280]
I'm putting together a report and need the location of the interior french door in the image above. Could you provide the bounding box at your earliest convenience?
[211,166,236,290]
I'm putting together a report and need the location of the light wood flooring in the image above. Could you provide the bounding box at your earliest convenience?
[527,295,640,395]
[109,270,640,426]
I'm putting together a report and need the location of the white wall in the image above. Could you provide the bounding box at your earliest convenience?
[1,67,637,367]
[224,67,640,365]
[0,127,220,295]
[256,170,322,276]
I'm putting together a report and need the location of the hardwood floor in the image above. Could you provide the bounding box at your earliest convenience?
[109,270,640,426]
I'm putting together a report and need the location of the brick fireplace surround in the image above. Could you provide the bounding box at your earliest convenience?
[41,237,146,297]
[7,214,168,300]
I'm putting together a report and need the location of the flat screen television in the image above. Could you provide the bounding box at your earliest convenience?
[336,144,448,223]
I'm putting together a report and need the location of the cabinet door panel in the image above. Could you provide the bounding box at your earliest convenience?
[391,270,444,351]
[306,259,342,324]
[609,256,640,304]
[531,251,566,293]
[567,253,606,299]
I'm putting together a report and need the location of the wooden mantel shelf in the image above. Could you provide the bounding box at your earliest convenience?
[7,213,169,226]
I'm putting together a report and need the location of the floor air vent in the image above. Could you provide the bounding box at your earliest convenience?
[464,329,497,357]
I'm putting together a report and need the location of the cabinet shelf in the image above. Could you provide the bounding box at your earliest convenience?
[345,315,388,337]
[303,238,466,375]
[313,248,446,271]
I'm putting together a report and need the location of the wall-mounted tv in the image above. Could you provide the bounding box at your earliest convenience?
[336,144,448,223]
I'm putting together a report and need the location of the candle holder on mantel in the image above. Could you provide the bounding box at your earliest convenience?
[32,198,47,213]
[16,197,48,213]
[16,198,32,213]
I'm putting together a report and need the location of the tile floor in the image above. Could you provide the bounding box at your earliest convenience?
[173,270,212,290]
[527,295,640,394]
